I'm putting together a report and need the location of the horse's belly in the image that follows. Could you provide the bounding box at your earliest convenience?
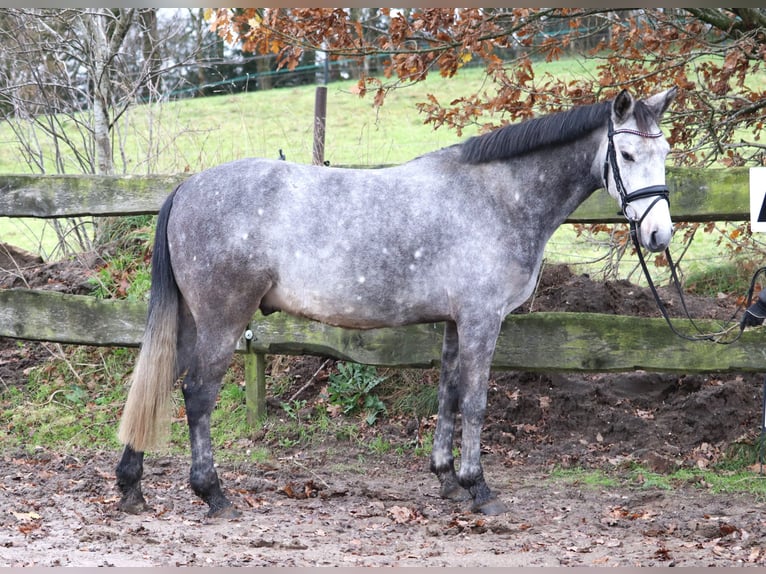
[260,285,445,329]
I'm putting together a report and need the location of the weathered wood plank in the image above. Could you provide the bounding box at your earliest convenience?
[0,167,751,222]
[0,174,184,218]
[568,166,750,222]
[246,310,766,373]
[0,289,147,346]
[2,289,764,373]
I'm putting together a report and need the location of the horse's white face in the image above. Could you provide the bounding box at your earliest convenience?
[599,88,677,253]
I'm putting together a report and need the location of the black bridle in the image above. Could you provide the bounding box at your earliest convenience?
[603,117,747,344]
[603,116,669,228]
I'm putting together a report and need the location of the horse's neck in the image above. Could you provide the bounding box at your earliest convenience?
[515,138,603,228]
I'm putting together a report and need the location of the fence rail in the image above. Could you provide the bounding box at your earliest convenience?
[0,167,757,422]
[0,166,750,220]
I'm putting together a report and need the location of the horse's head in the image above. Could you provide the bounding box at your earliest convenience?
[599,87,677,252]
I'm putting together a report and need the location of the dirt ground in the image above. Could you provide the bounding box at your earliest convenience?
[1,249,766,566]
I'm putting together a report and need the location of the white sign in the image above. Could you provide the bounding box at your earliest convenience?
[751,167,766,232]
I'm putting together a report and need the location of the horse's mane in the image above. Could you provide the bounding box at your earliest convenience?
[460,98,655,164]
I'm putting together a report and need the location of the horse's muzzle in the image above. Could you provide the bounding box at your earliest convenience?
[624,185,672,252]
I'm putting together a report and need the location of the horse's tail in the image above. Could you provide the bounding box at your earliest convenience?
[118,187,180,452]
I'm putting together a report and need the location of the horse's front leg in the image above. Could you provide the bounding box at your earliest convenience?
[455,317,507,515]
[430,321,470,501]
[116,445,149,513]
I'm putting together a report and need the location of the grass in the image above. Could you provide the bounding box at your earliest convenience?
[550,462,766,500]
[0,345,134,451]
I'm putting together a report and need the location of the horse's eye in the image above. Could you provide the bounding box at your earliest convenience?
[621,151,635,162]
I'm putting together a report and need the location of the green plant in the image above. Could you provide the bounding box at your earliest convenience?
[549,462,766,500]
[413,429,434,458]
[86,215,154,301]
[549,467,620,489]
[278,436,300,449]
[247,446,272,463]
[684,258,757,297]
[0,346,136,451]
[280,398,307,421]
[327,362,388,425]
[334,424,360,442]
[368,434,392,454]
[389,381,439,419]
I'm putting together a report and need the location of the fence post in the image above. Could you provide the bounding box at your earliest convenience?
[312,85,327,166]
[244,324,267,424]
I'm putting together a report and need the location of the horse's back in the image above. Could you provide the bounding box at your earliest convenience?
[168,154,470,253]
[164,155,472,326]
[163,152,542,329]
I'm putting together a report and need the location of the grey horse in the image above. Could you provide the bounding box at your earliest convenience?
[116,87,676,517]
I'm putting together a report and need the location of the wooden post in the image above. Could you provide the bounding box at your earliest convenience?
[312,85,327,166]
[244,324,267,424]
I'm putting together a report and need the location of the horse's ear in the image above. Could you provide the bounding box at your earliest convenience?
[612,89,634,124]
[644,86,678,120]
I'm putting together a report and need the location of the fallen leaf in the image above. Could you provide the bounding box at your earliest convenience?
[18,522,42,535]
[387,505,428,525]
[243,495,266,508]
[388,505,413,524]
[654,546,672,561]
[279,480,321,500]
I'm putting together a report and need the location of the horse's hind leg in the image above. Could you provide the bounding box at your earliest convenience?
[182,347,238,517]
[116,446,147,513]
[430,321,470,501]
[181,307,255,518]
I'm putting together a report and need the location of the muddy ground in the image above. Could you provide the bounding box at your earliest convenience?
[1,248,766,566]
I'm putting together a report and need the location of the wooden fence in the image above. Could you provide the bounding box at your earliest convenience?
[1,167,764,423]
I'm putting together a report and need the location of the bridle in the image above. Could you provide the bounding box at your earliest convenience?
[603,116,669,228]
[603,116,747,344]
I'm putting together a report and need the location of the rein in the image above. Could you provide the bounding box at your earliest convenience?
[630,232,751,344]
[604,117,750,344]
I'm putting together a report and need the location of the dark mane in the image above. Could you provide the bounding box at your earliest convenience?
[459,98,656,164]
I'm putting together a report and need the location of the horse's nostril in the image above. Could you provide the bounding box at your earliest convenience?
[644,229,659,252]
[648,228,671,252]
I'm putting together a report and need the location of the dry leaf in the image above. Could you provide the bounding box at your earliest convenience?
[11,510,41,522]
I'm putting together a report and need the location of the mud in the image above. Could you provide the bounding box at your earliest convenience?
[1,443,765,567]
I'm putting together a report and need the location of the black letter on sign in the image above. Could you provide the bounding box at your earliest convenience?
[759,192,766,222]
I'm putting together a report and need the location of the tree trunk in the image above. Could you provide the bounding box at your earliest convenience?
[81,9,136,246]
[139,9,162,100]
[84,10,113,175]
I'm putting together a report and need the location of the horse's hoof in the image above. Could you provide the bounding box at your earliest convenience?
[118,496,150,515]
[472,497,507,516]
[441,484,472,502]
[438,473,472,501]
[207,504,241,520]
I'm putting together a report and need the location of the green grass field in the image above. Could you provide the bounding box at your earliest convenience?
[0,57,759,291]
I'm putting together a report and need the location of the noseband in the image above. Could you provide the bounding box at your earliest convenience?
[603,117,668,230]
